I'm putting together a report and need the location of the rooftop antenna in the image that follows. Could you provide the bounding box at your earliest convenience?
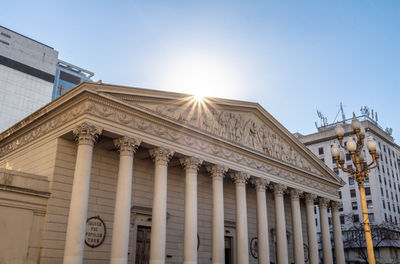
[333,102,346,123]
[340,102,346,122]
[316,110,328,128]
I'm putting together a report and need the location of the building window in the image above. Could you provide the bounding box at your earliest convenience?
[353,214,360,223]
[350,189,356,198]
[318,147,324,155]
[365,187,371,196]
[315,218,318,226]
[385,214,388,221]
[328,217,332,225]
[352,202,358,210]
[333,168,339,175]
[367,200,373,209]
[340,215,345,225]
[368,213,375,223]
[339,204,343,212]
[390,215,393,223]
[383,200,386,209]
[381,188,384,196]
[349,178,355,185]
[338,191,342,199]
[388,202,391,211]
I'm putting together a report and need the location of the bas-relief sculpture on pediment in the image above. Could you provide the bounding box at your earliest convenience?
[117,99,319,175]
[0,97,339,196]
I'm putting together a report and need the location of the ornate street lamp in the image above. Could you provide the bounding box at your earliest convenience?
[331,116,380,264]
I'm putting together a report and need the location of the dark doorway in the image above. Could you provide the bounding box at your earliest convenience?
[225,236,233,264]
[135,226,151,264]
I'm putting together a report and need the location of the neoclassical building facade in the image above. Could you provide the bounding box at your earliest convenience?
[0,83,345,264]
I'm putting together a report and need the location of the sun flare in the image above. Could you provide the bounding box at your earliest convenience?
[161,53,241,99]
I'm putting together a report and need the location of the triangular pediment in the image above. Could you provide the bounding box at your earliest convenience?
[90,84,343,185]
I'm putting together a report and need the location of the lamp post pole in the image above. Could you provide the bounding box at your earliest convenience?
[331,116,380,264]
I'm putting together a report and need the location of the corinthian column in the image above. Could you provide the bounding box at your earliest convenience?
[290,189,304,264]
[273,183,288,264]
[149,147,174,264]
[253,178,270,264]
[319,197,333,264]
[305,193,319,264]
[110,137,141,264]
[64,122,102,264]
[231,172,250,264]
[180,157,203,264]
[207,165,228,264]
[331,201,345,264]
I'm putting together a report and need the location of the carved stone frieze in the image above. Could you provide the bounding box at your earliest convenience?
[0,101,91,156]
[0,97,340,198]
[83,100,339,196]
[118,100,319,174]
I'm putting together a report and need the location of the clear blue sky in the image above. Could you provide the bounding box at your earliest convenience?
[2,1,400,143]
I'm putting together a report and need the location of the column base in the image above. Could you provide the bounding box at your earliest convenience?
[183,262,197,264]
[110,257,128,264]
[150,259,165,264]
[63,255,83,264]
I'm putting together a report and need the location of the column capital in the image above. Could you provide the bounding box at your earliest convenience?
[149,147,174,165]
[73,122,102,146]
[180,156,203,172]
[330,201,342,211]
[252,178,270,192]
[290,188,303,201]
[318,197,330,209]
[114,137,141,156]
[272,183,287,196]
[230,171,250,185]
[206,165,228,180]
[304,193,317,205]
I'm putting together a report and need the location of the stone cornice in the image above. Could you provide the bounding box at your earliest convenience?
[0,91,342,199]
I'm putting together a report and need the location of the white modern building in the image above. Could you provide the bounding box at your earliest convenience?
[296,110,400,263]
[0,26,93,132]
[0,26,58,132]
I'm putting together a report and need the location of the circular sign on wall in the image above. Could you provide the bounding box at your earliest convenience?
[85,216,106,248]
[250,237,258,259]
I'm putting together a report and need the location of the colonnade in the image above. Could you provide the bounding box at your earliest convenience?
[62,123,345,264]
